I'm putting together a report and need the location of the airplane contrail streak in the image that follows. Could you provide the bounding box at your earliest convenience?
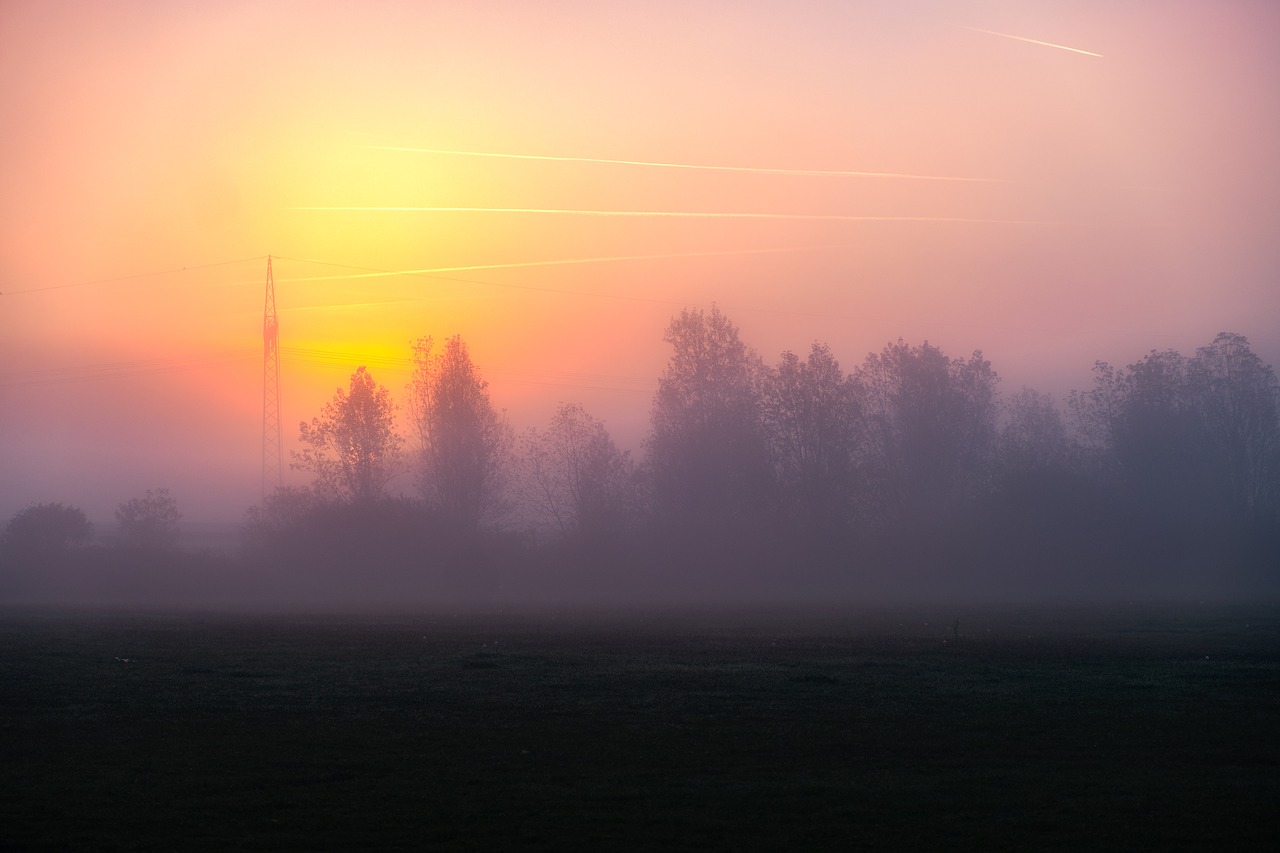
[282,298,435,312]
[288,206,1052,224]
[956,25,1102,57]
[363,146,1003,182]
[272,246,835,284]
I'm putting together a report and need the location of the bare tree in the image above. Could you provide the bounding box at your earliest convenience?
[408,335,512,530]
[293,367,404,505]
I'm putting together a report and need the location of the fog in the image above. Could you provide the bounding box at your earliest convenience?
[3,2,1279,608]
[4,315,1277,611]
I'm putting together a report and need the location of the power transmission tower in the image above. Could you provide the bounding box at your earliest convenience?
[262,256,283,497]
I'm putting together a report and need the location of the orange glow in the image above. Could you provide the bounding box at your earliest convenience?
[2,1,1279,521]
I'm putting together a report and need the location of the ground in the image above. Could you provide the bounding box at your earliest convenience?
[2,603,1278,850]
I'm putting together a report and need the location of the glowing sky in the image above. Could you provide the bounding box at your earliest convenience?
[2,0,1279,523]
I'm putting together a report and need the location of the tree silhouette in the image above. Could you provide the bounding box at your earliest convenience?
[851,340,999,525]
[763,343,859,534]
[1190,333,1280,521]
[2,502,94,559]
[116,488,182,550]
[646,306,774,529]
[294,367,404,505]
[520,403,634,539]
[243,486,321,547]
[408,336,512,531]
[999,388,1069,479]
[1071,333,1280,524]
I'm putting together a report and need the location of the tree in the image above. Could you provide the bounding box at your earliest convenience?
[2,503,94,558]
[408,335,512,530]
[1071,349,1209,519]
[293,367,404,505]
[850,339,999,524]
[1189,332,1280,521]
[999,387,1069,479]
[519,403,634,539]
[762,343,860,533]
[645,306,774,528]
[116,488,182,550]
[988,388,1101,572]
[243,486,321,546]
[1071,333,1280,523]
[242,485,433,591]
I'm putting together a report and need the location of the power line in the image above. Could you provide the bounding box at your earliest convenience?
[3,250,1211,347]
[0,349,259,387]
[270,254,696,310]
[271,245,830,284]
[0,346,656,395]
[279,346,655,393]
[273,255,1202,344]
[3,255,269,295]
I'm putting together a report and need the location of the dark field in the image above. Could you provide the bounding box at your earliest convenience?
[3,604,1279,851]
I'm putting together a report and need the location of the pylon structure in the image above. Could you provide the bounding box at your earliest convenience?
[262,255,283,497]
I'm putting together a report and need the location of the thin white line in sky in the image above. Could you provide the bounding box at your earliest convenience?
[3,255,268,295]
[272,246,834,284]
[288,207,1052,224]
[956,25,1102,57]
[363,146,1004,183]
[283,298,432,312]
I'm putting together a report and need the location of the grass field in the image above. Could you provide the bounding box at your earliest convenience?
[2,603,1278,850]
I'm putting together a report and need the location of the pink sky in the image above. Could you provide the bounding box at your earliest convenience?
[2,0,1278,523]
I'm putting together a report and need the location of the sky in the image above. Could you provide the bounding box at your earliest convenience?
[2,0,1279,525]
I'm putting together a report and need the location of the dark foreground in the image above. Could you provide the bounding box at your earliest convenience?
[2,604,1278,851]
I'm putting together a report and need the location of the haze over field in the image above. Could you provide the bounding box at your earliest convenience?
[2,0,1278,525]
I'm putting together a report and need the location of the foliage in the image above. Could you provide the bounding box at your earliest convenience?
[1190,332,1280,520]
[408,335,513,531]
[242,486,322,547]
[999,387,1069,477]
[762,343,860,533]
[646,305,774,527]
[12,315,1280,602]
[293,367,405,505]
[1070,333,1280,523]
[850,339,1000,524]
[116,488,182,550]
[519,403,634,539]
[2,502,94,556]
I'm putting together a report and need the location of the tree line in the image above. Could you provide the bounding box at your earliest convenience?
[5,309,1279,605]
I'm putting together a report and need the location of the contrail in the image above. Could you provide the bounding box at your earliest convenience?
[282,298,438,312]
[288,206,1052,225]
[271,246,836,284]
[956,25,1102,57]
[364,146,1003,183]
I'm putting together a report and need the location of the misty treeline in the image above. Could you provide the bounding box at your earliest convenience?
[0,489,210,606]
[5,309,1280,606]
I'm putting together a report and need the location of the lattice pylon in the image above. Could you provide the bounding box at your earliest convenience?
[262,256,283,497]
